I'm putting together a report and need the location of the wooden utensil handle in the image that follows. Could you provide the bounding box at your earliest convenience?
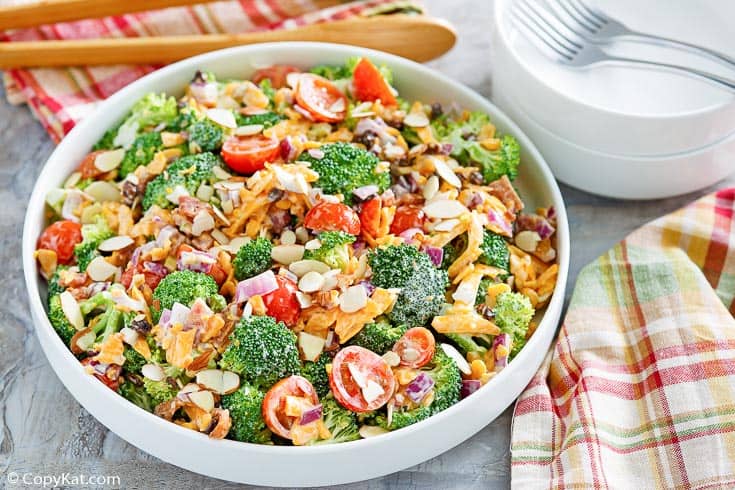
[0,15,456,68]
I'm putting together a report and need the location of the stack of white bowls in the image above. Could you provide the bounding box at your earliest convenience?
[490,0,735,199]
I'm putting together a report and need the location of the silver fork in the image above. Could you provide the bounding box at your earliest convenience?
[553,0,735,71]
[511,0,735,91]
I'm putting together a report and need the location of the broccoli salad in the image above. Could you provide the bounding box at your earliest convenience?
[34,58,559,446]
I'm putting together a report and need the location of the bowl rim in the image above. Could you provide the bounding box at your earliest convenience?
[22,41,569,465]
[493,0,735,121]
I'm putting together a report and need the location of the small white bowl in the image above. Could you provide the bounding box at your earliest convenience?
[491,0,735,157]
[23,43,569,486]
[493,89,735,199]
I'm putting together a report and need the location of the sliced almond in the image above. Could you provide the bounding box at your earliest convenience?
[328,98,346,113]
[94,149,125,172]
[98,235,134,252]
[206,108,237,129]
[235,124,264,136]
[161,131,186,147]
[212,166,232,180]
[440,343,472,375]
[189,390,215,412]
[280,230,296,246]
[142,364,166,381]
[222,371,241,395]
[362,380,385,404]
[271,244,305,265]
[166,185,189,205]
[430,156,462,188]
[422,175,440,200]
[423,200,469,219]
[192,210,215,236]
[60,291,84,330]
[403,112,429,128]
[179,382,201,395]
[434,219,460,232]
[304,239,321,251]
[211,229,230,246]
[299,331,325,362]
[299,271,325,293]
[196,183,214,202]
[64,172,82,189]
[382,351,400,367]
[85,181,121,202]
[515,230,541,253]
[294,226,309,244]
[339,285,368,313]
[295,291,313,309]
[359,425,389,438]
[196,369,224,394]
[289,259,330,277]
[119,326,139,346]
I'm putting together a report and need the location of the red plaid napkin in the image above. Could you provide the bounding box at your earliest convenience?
[511,188,735,489]
[1,0,401,142]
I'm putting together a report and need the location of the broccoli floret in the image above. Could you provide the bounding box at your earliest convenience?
[303,231,355,271]
[219,315,301,389]
[301,354,331,398]
[221,383,272,444]
[48,294,76,345]
[369,244,448,328]
[308,395,360,445]
[476,277,492,306]
[91,304,124,344]
[119,380,155,412]
[143,378,178,406]
[142,152,222,210]
[73,216,114,272]
[258,79,276,106]
[348,320,407,354]
[445,333,491,358]
[114,93,178,148]
[441,242,459,270]
[379,349,461,430]
[494,291,534,357]
[167,107,198,132]
[232,237,273,280]
[479,231,510,271]
[119,131,164,178]
[432,112,520,183]
[310,57,393,85]
[300,142,390,204]
[123,347,147,374]
[188,119,224,153]
[47,265,68,299]
[235,111,284,129]
[151,270,220,322]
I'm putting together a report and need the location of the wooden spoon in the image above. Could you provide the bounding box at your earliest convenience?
[0,15,457,68]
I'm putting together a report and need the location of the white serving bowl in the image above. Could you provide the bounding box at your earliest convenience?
[493,90,735,200]
[491,0,735,157]
[22,42,569,487]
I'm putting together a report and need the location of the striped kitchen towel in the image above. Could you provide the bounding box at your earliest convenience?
[0,0,406,142]
[511,188,735,489]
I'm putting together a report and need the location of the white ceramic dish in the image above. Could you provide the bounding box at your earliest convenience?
[491,0,735,157]
[493,90,735,200]
[22,42,569,487]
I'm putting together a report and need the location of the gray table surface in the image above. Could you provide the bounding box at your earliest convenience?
[1,1,733,488]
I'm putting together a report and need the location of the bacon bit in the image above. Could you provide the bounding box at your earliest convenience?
[486,175,524,214]
[93,332,126,366]
[178,196,212,219]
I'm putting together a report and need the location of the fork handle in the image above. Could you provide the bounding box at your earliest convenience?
[624,32,735,72]
[611,56,735,91]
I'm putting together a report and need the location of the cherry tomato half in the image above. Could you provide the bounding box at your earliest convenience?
[304,202,361,235]
[261,275,301,327]
[390,205,425,235]
[359,197,382,237]
[294,74,347,123]
[352,58,397,106]
[37,220,83,265]
[393,327,435,369]
[252,65,300,89]
[81,357,121,391]
[221,134,281,175]
[329,346,396,413]
[77,150,109,179]
[120,261,168,291]
[262,375,319,440]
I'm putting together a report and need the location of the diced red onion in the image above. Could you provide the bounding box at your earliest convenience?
[359,280,376,296]
[406,372,435,403]
[440,143,453,155]
[355,118,395,144]
[516,214,555,240]
[269,209,291,234]
[170,302,191,326]
[143,261,170,276]
[493,333,511,370]
[156,226,178,247]
[352,184,379,201]
[177,250,215,274]
[461,379,481,399]
[299,404,323,425]
[131,242,155,267]
[399,227,423,244]
[352,240,366,255]
[87,282,110,296]
[423,245,444,267]
[488,209,513,236]
[280,137,297,161]
[546,206,556,221]
[235,270,278,303]
[159,308,172,326]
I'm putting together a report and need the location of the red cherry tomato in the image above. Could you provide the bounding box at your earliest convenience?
[294,74,347,123]
[176,244,226,286]
[352,58,397,106]
[37,220,83,265]
[252,65,300,89]
[81,357,120,391]
[304,202,361,235]
[359,197,382,237]
[77,150,109,179]
[221,135,281,174]
[329,346,396,413]
[261,275,301,327]
[120,262,168,291]
[262,375,319,439]
[390,205,425,235]
[393,327,435,369]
